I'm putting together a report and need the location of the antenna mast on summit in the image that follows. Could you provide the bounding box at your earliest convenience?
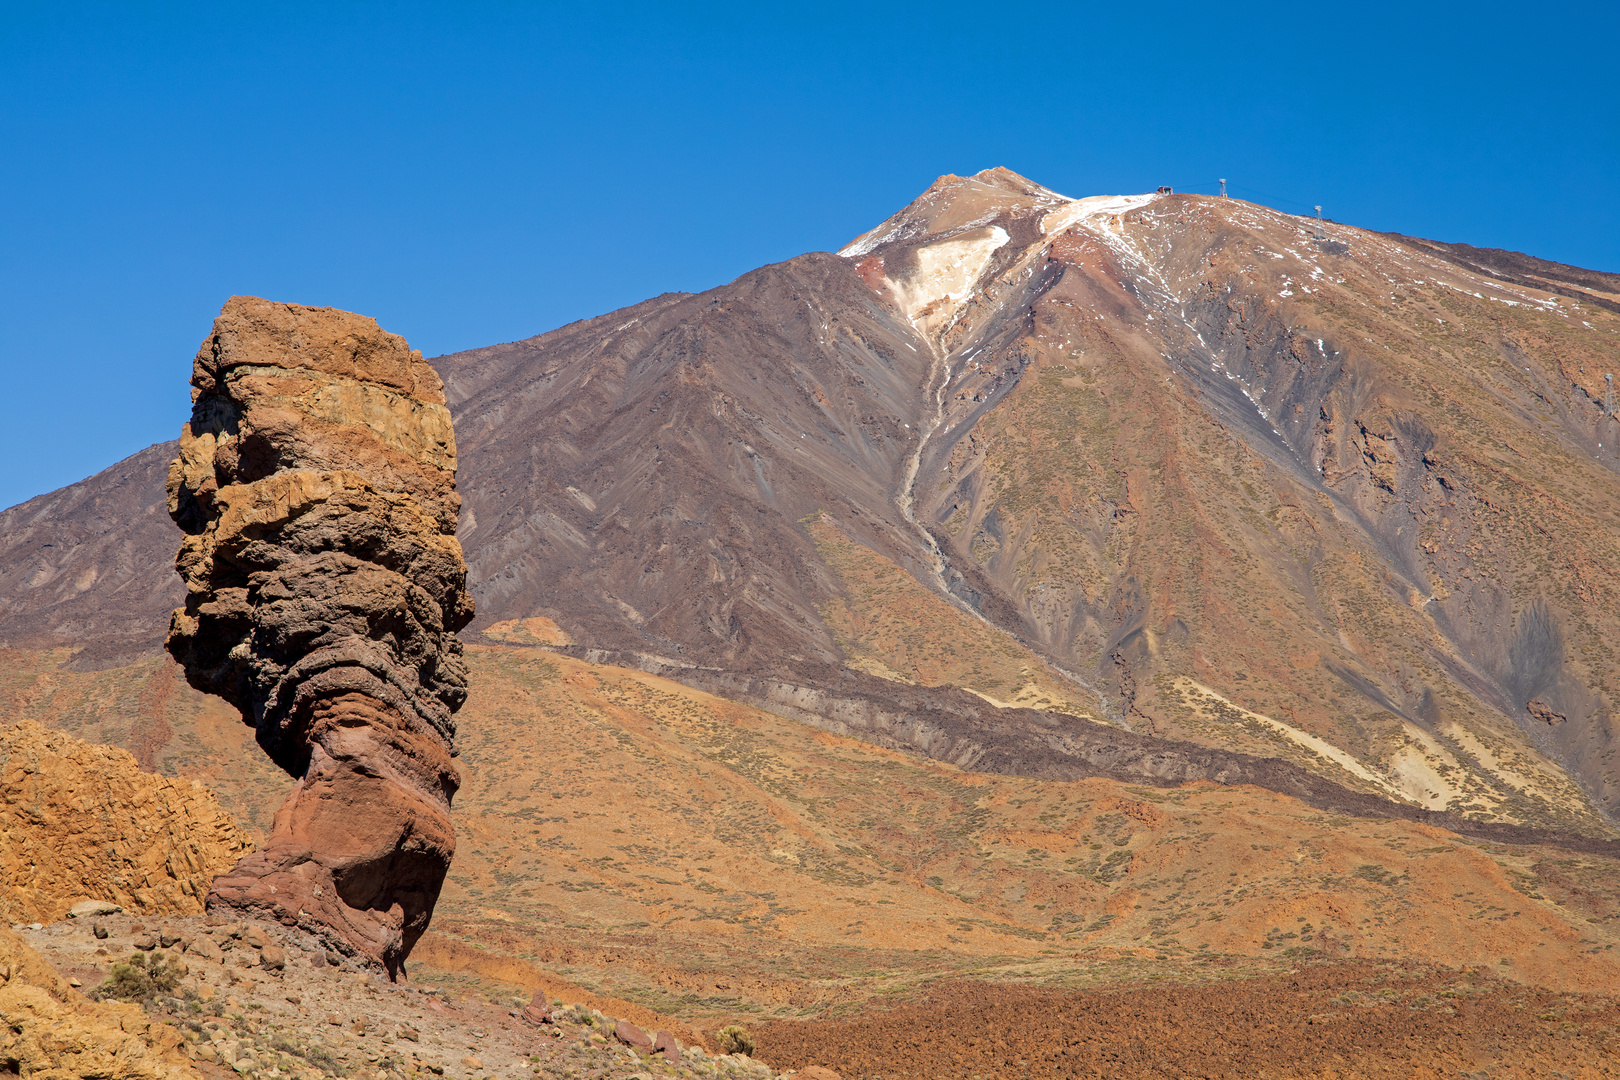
[1313,205,1325,239]
[1219,178,1227,198]
[1606,373,1614,416]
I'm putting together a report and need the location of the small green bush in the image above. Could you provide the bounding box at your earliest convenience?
[93,953,183,1002]
[271,1034,343,1075]
[717,1024,756,1056]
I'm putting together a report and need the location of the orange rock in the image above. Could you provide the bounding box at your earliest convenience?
[0,719,249,924]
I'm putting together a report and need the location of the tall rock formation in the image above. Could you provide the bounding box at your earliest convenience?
[164,297,475,978]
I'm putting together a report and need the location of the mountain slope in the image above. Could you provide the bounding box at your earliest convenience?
[433,168,1620,834]
[439,261,933,671]
[890,178,1620,829]
[0,441,182,666]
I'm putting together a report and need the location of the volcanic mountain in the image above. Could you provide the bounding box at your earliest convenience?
[6,167,1620,840]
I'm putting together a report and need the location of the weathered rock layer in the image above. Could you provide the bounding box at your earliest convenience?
[0,719,251,925]
[165,297,474,978]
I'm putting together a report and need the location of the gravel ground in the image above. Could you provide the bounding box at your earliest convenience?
[20,913,790,1080]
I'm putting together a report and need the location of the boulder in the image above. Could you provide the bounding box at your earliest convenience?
[185,936,223,963]
[1527,698,1568,725]
[654,1030,683,1064]
[614,1020,654,1052]
[521,988,551,1025]
[166,298,474,980]
[67,900,122,919]
[259,945,286,971]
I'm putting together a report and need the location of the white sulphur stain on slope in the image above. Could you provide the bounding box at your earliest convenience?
[1384,727,1473,809]
[1363,719,1587,821]
[840,218,920,260]
[1438,721,1593,815]
[970,192,1165,311]
[1175,678,1422,805]
[1173,679,1586,820]
[885,226,1010,340]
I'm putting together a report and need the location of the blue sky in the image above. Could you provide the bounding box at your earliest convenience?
[2,1,1616,510]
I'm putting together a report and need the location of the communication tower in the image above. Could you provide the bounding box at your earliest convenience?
[1314,205,1325,240]
[1219,178,1227,198]
[1607,373,1615,416]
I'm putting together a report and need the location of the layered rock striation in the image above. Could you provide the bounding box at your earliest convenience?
[165,297,474,978]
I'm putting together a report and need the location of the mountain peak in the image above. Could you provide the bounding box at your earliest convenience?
[837,168,1164,347]
[943,166,1067,198]
[840,167,1077,259]
[959,165,1062,197]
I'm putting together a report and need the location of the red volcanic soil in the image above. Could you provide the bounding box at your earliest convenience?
[753,961,1620,1079]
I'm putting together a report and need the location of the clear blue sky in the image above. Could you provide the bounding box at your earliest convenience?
[2,1,1616,510]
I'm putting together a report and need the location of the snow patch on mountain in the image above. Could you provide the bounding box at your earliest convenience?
[840,217,925,259]
[1039,193,1160,237]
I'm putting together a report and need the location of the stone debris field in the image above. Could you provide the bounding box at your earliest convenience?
[20,912,806,1080]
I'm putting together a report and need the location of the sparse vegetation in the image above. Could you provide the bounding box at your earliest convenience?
[92,951,184,1001]
[717,1023,757,1056]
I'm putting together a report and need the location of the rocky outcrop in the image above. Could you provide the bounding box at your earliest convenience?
[0,720,223,1079]
[164,297,474,979]
[0,719,251,925]
[1528,698,1569,725]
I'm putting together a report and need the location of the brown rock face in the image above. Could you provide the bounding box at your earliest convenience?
[521,989,552,1026]
[164,296,474,978]
[1528,698,1569,725]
